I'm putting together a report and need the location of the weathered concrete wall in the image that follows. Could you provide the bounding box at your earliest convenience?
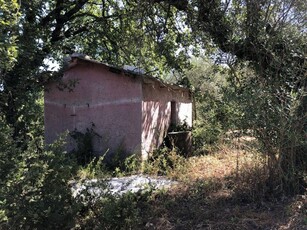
[141,80,192,158]
[44,61,142,157]
[141,101,171,159]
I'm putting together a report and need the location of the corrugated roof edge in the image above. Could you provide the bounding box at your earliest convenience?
[66,54,190,92]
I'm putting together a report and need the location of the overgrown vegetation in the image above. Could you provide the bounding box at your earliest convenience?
[181,58,240,154]
[0,119,306,229]
[0,0,306,229]
[0,128,78,229]
[70,125,101,166]
[144,147,187,178]
[229,64,307,195]
[74,191,149,229]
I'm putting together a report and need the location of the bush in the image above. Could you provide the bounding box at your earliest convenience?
[192,119,222,154]
[75,192,148,229]
[144,147,186,178]
[0,123,18,224]
[107,151,141,176]
[1,135,79,229]
[77,155,109,179]
[230,63,307,196]
[70,125,101,166]
[181,58,240,154]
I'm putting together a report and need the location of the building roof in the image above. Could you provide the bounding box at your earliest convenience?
[65,54,190,92]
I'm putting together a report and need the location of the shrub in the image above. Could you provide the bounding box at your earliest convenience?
[75,192,148,229]
[70,125,101,166]
[107,150,141,176]
[229,63,307,196]
[1,136,79,229]
[144,147,187,178]
[77,155,109,179]
[181,58,240,155]
[0,123,18,225]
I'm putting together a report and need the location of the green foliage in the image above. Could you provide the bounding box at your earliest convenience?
[168,120,191,132]
[76,191,148,229]
[121,154,141,175]
[180,58,240,153]
[0,0,19,70]
[70,125,101,166]
[0,0,195,148]
[78,156,108,179]
[192,120,222,154]
[0,121,18,224]
[0,135,79,229]
[0,3,305,225]
[228,62,306,195]
[76,151,141,179]
[70,126,141,177]
[144,147,186,178]
[108,151,141,177]
[0,121,17,183]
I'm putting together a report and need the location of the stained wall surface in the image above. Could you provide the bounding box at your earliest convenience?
[141,80,192,159]
[44,61,143,157]
[45,58,193,160]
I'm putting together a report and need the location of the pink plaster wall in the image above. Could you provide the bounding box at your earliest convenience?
[141,81,192,158]
[44,60,142,156]
[141,101,171,159]
[45,58,192,160]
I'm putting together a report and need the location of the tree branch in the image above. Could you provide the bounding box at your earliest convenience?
[151,0,188,11]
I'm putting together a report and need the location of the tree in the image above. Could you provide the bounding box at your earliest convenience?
[0,0,305,194]
[188,0,306,193]
[179,58,239,153]
[153,0,306,193]
[0,0,19,71]
[0,0,193,146]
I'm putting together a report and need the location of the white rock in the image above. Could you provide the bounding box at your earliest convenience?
[72,175,177,199]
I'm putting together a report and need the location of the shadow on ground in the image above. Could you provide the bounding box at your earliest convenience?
[140,179,306,230]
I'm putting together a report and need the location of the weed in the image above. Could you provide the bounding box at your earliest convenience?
[108,153,141,177]
[102,142,142,176]
[143,147,187,179]
[70,124,101,166]
[70,137,306,229]
[77,155,109,180]
[74,191,151,229]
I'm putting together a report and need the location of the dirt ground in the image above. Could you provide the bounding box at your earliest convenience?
[142,142,307,230]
